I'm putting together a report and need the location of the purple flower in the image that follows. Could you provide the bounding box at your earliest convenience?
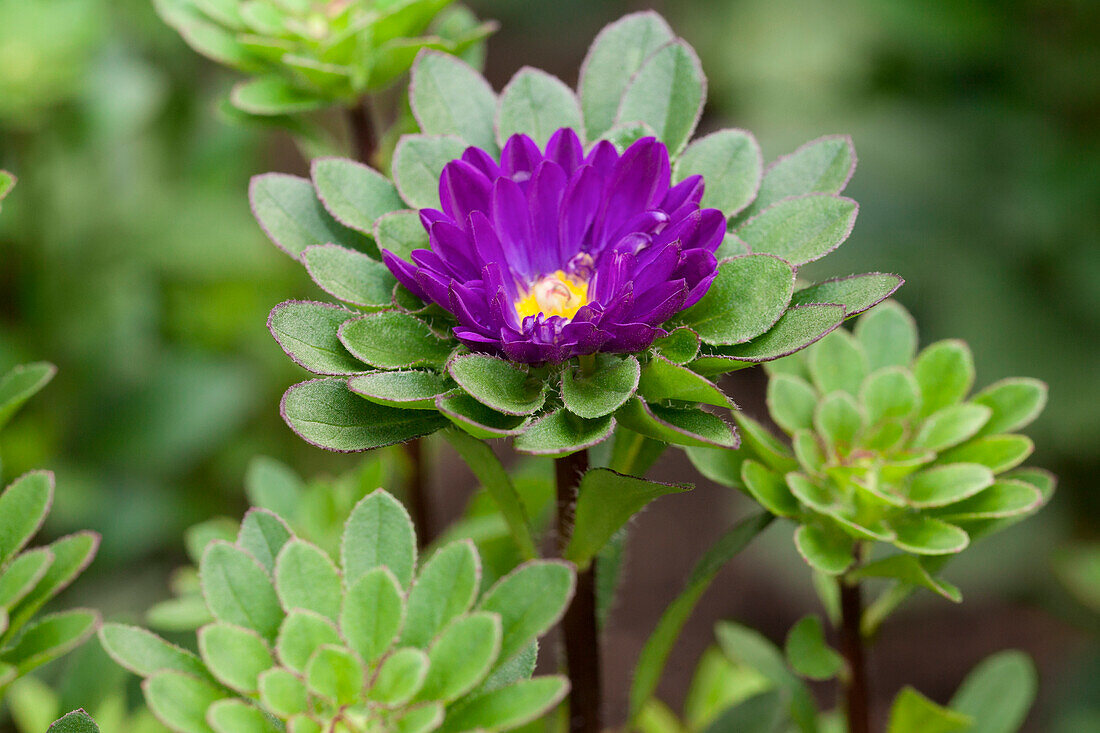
[382,129,725,363]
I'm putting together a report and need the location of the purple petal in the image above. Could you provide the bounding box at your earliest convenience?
[438,160,492,228]
[545,128,584,174]
[492,177,536,277]
[559,165,604,260]
[382,250,427,300]
[501,134,544,183]
[528,161,568,273]
[633,279,688,324]
[462,146,502,179]
[584,140,619,179]
[603,323,662,352]
[662,175,705,211]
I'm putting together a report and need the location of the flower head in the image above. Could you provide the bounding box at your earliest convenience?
[382,129,725,363]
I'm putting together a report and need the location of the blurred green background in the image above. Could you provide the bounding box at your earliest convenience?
[0,0,1097,730]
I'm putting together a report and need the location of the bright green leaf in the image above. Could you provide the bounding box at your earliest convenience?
[562,355,640,419]
[197,623,274,693]
[784,615,842,680]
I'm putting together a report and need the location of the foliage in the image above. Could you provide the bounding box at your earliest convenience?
[101,489,574,733]
[690,300,1054,605]
[153,0,493,117]
[260,11,901,461]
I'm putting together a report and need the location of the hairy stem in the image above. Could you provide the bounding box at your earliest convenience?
[555,449,602,733]
[840,578,870,733]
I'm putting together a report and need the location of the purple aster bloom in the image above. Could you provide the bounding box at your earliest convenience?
[382,128,725,363]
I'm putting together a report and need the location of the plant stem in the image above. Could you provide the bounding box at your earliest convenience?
[839,578,870,733]
[346,98,377,165]
[555,449,602,733]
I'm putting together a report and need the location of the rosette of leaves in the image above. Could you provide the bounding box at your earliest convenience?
[637,620,1038,733]
[255,10,902,459]
[0,363,101,700]
[153,0,494,117]
[101,489,574,733]
[690,300,1055,599]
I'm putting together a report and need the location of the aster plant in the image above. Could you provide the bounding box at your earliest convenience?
[256,11,901,731]
[100,489,574,733]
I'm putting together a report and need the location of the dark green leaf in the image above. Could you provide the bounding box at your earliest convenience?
[48,710,100,733]
[349,370,452,409]
[675,129,763,217]
[791,273,903,318]
[302,244,397,309]
[448,355,547,415]
[738,195,858,266]
[411,51,497,153]
[562,355,640,419]
[268,301,363,375]
[638,355,731,408]
[339,311,452,369]
[616,398,736,448]
[741,460,800,517]
[436,393,532,439]
[692,304,845,372]
[679,255,794,346]
[311,158,404,235]
[513,409,614,456]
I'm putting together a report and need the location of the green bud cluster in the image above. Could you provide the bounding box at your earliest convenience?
[102,489,575,733]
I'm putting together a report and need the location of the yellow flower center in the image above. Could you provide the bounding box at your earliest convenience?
[515,271,590,321]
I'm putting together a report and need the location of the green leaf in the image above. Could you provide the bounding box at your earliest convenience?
[411,51,497,153]
[741,460,800,517]
[7,532,99,635]
[343,489,417,588]
[616,399,736,448]
[282,378,446,452]
[939,434,1033,474]
[565,469,690,568]
[244,457,303,520]
[98,623,211,680]
[142,671,226,733]
[604,121,660,152]
[971,378,1048,437]
[197,623,274,694]
[403,543,480,650]
[350,370,453,410]
[440,677,570,733]
[860,367,920,425]
[250,173,367,259]
[685,445,747,490]
[370,647,429,705]
[0,471,53,567]
[375,209,430,261]
[311,158,404,235]
[199,541,283,640]
[207,700,282,733]
[791,273,904,318]
[479,561,575,666]
[740,135,856,220]
[342,566,404,665]
[852,555,961,602]
[766,374,818,434]
[443,428,538,560]
[392,135,470,209]
[891,517,969,555]
[807,329,868,397]
[580,11,674,139]
[0,548,53,610]
[268,301,363,375]
[259,667,308,717]
[679,255,794,346]
[0,609,99,675]
[497,67,583,148]
[792,430,826,474]
[784,615,842,680]
[700,690,786,733]
[854,300,918,372]
[236,509,292,575]
[437,393,531,438]
[950,650,1037,733]
[912,404,992,452]
[417,612,502,701]
[675,129,763,217]
[931,479,1042,521]
[448,355,547,415]
[639,356,731,408]
[794,524,854,575]
[0,362,56,431]
[562,355,640,419]
[654,328,701,364]
[814,392,864,449]
[302,244,398,309]
[786,473,843,515]
[274,540,342,620]
[615,40,705,154]
[734,413,798,473]
[275,610,341,674]
[156,2,260,71]
[188,518,239,566]
[230,76,325,115]
[738,195,857,266]
[339,311,452,369]
[914,340,975,418]
[513,409,614,455]
[907,464,994,508]
[692,304,845,372]
[305,645,362,706]
[48,710,100,733]
[629,513,774,719]
[887,687,973,733]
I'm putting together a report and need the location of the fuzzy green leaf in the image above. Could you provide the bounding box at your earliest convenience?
[259,668,308,717]
[375,209,429,260]
[0,548,52,610]
[734,413,799,473]
[392,134,470,209]
[931,479,1042,521]
[794,525,854,575]
[580,11,674,139]
[693,304,845,372]
[411,51,497,153]
[912,404,992,452]
[199,542,283,640]
[275,610,341,674]
[441,677,569,733]
[684,445,747,490]
[741,135,856,219]
[342,566,404,665]
[891,517,969,555]
[370,647,429,705]
[638,356,731,408]
[0,609,99,676]
[479,561,574,666]
[807,330,868,397]
[47,710,100,733]
[0,471,53,567]
[274,539,342,620]
[7,532,98,635]
[350,370,452,409]
[741,460,800,517]
[616,399,736,449]
[417,612,502,701]
[269,301,362,375]
[738,195,857,266]
[914,340,975,418]
[497,68,583,148]
[785,615,843,680]
[907,464,994,508]
[513,409,613,456]
[448,355,548,415]
[615,40,705,155]
[0,362,56,432]
[766,374,818,434]
[791,273,903,318]
[311,158,404,235]
[98,623,211,680]
[565,469,690,568]
[207,700,281,733]
[852,555,961,602]
[814,392,864,449]
[282,378,446,452]
[887,687,972,733]
[250,173,367,259]
[236,509,292,575]
[855,300,918,372]
[860,367,920,425]
[653,328,700,364]
[305,645,362,706]
[343,489,417,588]
[437,393,531,439]
[302,244,397,309]
[562,355,640,419]
[198,623,274,694]
[143,671,226,733]
[402,540,479,648]
[971,378,1048,437]
[679,255,794,346]
[675,129,762,217]
[340,311,452,369]
[938,435,1033,474]
[950,650,1037,733]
